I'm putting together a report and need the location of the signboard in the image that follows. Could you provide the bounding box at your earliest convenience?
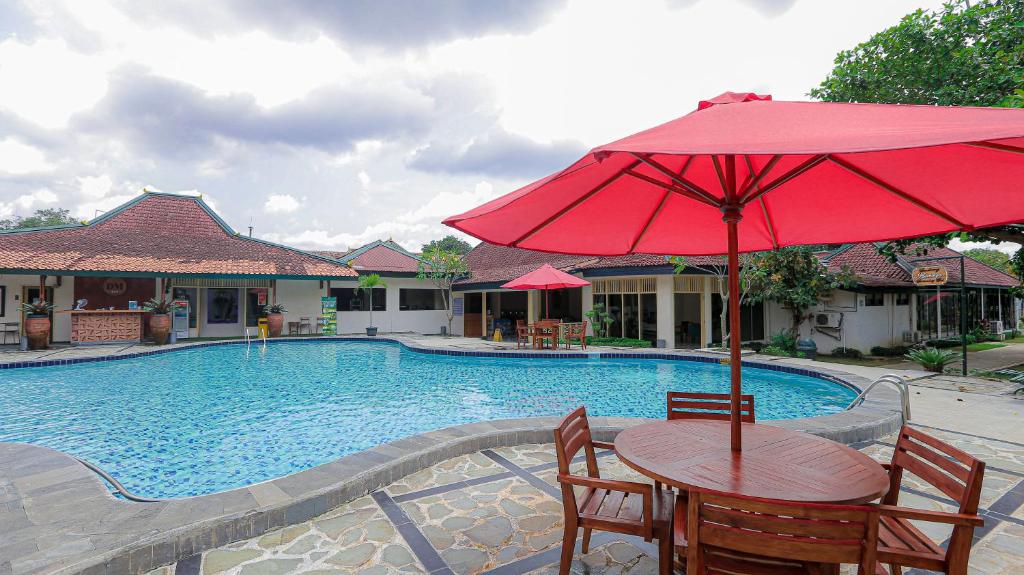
[912,266,949,286]
[320,296,337,336]
[256,289,268,306]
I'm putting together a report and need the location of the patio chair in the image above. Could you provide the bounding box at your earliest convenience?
[533,319,560,350]
[298,317,313,334]
[554,407,674,575]
[563,321,588,350]
[515,319,530,349]
[686,490,879,575]
[1,322,18,345]
[877,426,985,575]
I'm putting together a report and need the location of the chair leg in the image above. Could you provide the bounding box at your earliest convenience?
[888,564,900,575]
[659,529,673,575]
[581,528,592,554]
[559,523,577,575]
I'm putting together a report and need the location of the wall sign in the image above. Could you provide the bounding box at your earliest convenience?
[912,266,948,286]
[321,296,337,336]
[102,277,128,296]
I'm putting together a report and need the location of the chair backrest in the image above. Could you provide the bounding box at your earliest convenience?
[553,407,601,515]
[688,491,879,574]
[885,426,985,556]
[667,392,755,422]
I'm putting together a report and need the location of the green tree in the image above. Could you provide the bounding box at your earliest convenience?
[357,273,388,329]
[744,247,855,335]
[812,0,1024,293]
[963,248,1012,274]
[0,208,78,230]
[417,247,469,336]
[421,235,473,256]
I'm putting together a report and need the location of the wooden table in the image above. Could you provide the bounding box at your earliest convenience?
[615,420,890,504]
[531,320,560,350]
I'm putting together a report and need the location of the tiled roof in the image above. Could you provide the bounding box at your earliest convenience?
[826,243,1018,288]
[460,243,588,285]
[322,240,423,273]
[0,193,357,278]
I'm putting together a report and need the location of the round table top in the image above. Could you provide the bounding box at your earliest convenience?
[614,420,890,504]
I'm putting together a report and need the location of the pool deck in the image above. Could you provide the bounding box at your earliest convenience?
[1,335,1019,574]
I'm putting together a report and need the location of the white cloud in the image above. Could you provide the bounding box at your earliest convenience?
[78,174,113,199]
[74,193,134,220]
[949,238,1021,257]
[397,181,496,224]
[357,171,371,186]
[0,138,53,174]
[15,188,58,209]
[264,193,302,214]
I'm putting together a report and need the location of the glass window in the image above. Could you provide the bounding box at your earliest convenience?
[331,287,385,311]
[171,287,197,328]
[206,288,239,324]
[640,293,658,345]
[400,288,445,311]
[245,288,269,327]
[895,292,910,306]
[863,292,885,307]
[0,285,5,317]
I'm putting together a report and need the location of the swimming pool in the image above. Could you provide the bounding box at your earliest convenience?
[0,340,856,498]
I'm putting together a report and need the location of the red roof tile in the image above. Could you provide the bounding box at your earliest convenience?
[826,243,1018,288]
[0,193,357,278]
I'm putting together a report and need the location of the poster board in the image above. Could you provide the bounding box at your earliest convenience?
[320,296,337,335]
[912,266,948,286]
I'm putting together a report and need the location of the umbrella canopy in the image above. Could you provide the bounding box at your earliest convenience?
[445,92,1024,451]
[501,264,590,290]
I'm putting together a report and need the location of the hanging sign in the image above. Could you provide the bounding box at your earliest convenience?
[912,266,949,286]
[320,296,337,336]
[255,288,268,306]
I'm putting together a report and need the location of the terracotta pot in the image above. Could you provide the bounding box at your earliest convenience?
[266,313,284,337]
[149,313,171,345]
[25,314,50,350]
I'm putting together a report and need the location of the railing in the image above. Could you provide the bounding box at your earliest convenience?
[846,374,911,422]
[72,456,164,502]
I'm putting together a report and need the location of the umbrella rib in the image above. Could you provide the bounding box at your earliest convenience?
[623,170,721,209]
[744,155,779,250]
[828,156,968,228]
[629,153,720,206]
[738,155,783,201]
[742,154,829,205]
[511,159,641,247]
[711,155,728,198]
[628,187,672,253]
[965,141,1024,155]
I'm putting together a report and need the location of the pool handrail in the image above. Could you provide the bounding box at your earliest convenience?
[846,374,911,422]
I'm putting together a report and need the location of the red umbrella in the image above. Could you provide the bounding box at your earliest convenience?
[501,264,590,319]
[446,92,1024,451]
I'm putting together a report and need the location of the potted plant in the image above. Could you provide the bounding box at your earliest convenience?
[142,298,174,345]
[358,273,387,336]
[21,301,55,350]
[263,303,287,337]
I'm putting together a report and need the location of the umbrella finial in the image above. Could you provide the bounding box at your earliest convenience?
[698,92,772,111]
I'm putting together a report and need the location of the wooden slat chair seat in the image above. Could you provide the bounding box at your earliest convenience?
[878,426,985,575]
[554,407,674,575]
[686,490,880,575]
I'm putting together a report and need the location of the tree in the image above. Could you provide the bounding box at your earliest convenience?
[0,208,78,230]
[417,247,469,336]
[812,0,1024,291]
[669,255,753,348]
[421,235,473,256]
[963,248,1012,274]
[358,273,387,329]
[744,247,855,336]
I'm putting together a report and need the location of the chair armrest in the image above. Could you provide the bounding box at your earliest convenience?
[558,474,651,495]
[880,463,892,471]
[592,440,615,450]
[878,505,984,527]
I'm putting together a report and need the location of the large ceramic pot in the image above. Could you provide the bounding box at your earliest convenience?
[266,312,284,337]
[149,313,171,345]
[24,314,50,350]
[365,326,378,337]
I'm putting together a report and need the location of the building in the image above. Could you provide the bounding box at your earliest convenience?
[452,242,1020,353]
[315,240,451,334]
[0,192,356,343]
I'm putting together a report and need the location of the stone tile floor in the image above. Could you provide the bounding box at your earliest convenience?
[147,424,1024,575]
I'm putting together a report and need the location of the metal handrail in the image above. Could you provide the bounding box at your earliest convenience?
[72,456,165,503]
[846,374,911,422]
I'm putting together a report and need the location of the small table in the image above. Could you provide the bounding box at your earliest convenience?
[614,420,889,504]
[531,320,560,350]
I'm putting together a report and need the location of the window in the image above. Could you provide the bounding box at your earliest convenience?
[400,288,445,311]
[0,285,5,317]
[245,288,269,327]
[863,293,885,307]
[330,287,385,311]
[894,292,910,306]
[206,288,239,324]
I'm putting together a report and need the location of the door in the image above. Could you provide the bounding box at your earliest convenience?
[22,286,55,341]
[464,293,483,338]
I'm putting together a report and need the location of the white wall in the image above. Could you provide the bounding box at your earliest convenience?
[333,277,450,335]
[0,273,76,342]
[277,279,330,333]
[769,290,916,354]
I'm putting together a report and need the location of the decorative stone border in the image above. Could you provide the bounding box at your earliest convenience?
[0,337,904,575]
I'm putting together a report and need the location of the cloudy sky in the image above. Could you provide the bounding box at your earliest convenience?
[0,0,956,253]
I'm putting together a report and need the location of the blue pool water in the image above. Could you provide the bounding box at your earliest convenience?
[0,340,855,499]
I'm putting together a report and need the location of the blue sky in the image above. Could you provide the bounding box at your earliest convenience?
[0,0,953,252]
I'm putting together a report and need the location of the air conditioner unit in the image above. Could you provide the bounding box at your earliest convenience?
[815,312,842,329]
[990,321,1005,339]
[902,330,922,343]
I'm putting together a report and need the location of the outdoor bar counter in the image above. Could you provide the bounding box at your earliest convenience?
[63,310,147,344]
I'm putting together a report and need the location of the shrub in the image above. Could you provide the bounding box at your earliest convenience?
[585,337,652,348]
[905,347,961,372]
[769,330,797,354]
[830,347,863,359]
[926,338,961,349]
[760,345,793,357]
[870,345,910,357]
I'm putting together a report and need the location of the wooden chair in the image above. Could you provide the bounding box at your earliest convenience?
[667,392,755,423]
[515,320,530,349]
[554,407,674,575]
[563,321,588,350]
[686,490,880,575]
[877,426,985,575]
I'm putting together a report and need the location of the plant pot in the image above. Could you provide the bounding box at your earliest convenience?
[795,338,817,360]
[24,314,50,350]
[149,313,171,345]
[266,313,284,337]
[366,326,378,337]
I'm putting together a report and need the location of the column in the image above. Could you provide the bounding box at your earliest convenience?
[581,284,593,336]
[701,276,713,347]
[998,289,1003,324]
[480,291,488,339]
[936,288,942,338]
[656,275,674,349]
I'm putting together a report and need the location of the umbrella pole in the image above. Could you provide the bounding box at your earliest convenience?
[545,288,550,320]
[725,209,743,452]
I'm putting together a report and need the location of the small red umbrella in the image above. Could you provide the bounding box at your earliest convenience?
[501,264,590,319]
[446,92,1024,451]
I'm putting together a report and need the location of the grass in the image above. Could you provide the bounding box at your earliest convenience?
[966,342,1007,352]
[1002,335,1024,344]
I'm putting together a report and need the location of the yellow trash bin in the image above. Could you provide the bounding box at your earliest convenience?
[257,318,269,339]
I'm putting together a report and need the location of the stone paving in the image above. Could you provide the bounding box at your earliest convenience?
[156,429,1024,575]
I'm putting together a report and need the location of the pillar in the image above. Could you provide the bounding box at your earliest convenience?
[701,276,713,347]
[936,287,942,338]
[998,289,1003,324]
[656,275,674,349]
[481,290,488,338]
[581,284,594,336]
